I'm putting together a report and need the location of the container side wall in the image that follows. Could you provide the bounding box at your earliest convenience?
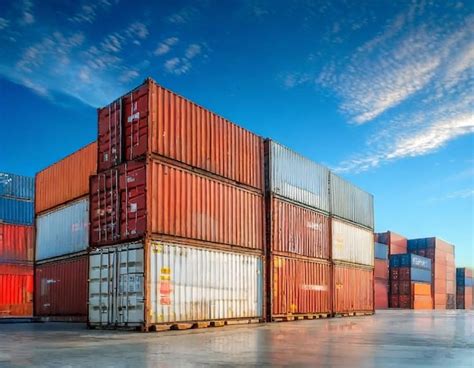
[0,197,34,225]
[334,264,374,313]
[332,219,374,266]
[0,224,34,263]
[0,264,33,317]
[0,172,34,199]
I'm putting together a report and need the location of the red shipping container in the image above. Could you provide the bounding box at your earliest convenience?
[35,255,88,318]
[391,280,399,295]
[90,159,264,251]
[0,223,34,263]
[270,256,331,317]
[333,263,374,314]
[375,279,388,309]
[375,231,407,255]
[0,263,33,317]
[390,294,399,308]
[399,281,411,295]
[399,267,411,281]
[97,79,264,191]
[390,268,399,281]
[399,295,411,309]
[374,259,388,279]
[269,197,329,259]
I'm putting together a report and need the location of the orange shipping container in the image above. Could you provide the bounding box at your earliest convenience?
[333,263,374,314]
[35,142,97,214]
[0,223,34,263]
[0,263,33,317]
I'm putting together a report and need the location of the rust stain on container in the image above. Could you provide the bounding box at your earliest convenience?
[0,263,33,317]
[271,256,331,317]
[35,255,88,317]
[0,223,34,263]
[270,197,329,259]
[35,142,97,214]
[98,79,264,190]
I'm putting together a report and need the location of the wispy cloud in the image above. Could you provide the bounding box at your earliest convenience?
[428,188,474,203]
[168,6,198,24]
[69,0,114,24]
[154,37,179,56]
[163,42,205,75]
[21,0,34,25]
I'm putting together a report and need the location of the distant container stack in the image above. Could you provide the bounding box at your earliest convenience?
[408,238,456,309]
[389,254,433,309]
[0,172,34,318]
[264,141,331,321]
[34,142,96,321]
[374,242,389,309]
[456,268,473,310]
[88,79,265,330]
[330,173,374,316]
[375,231,407,255]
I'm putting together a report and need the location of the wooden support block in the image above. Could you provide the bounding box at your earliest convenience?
[193,322,210,329]
[211,321,225,327]
[172,323,193,330]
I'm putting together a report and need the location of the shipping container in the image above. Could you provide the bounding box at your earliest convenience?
[268,197,329,259]
[35,254,88,319]
[265,140,330,213]
[89,240,263,329]
[35,142,97,214]
[331,219,374,267]
[375,231,407,255]
[390,254,431,270]
[0,223,34,263]
[0,197,34,225]
[97,79,264,190]
[36,197,89,261]
[412,283,433,309]
[269,256,331,319]
[456,268,473,310]
[375,279,388,309]
[0,172,34,199]
[0,263,33,317]
[374,242,388,260]
[329,173,374,229]
[333,263,374,314]
[90,159,264,251]
[374,259,389,279]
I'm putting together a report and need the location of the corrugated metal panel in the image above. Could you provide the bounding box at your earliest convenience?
[0,224,34,263]
[330,173,374,229]
[374,243,388,260]
[271,197,329,259]
[149,241,263,323]
[0,172,34,199]
[35,255,88,317]
[35,142,97,214]
[334,263,374,313]
[375,279,388,309]
[36,198,89,261]
[149,160,264,251]
[0,263,33,317]
[271,256,330,316]
[374,259,388,279]
[0,197,34,225]
[268,141,330,213]
[332,219,374,266]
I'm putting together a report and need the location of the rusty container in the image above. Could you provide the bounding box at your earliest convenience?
[375,231,407,255]
[0,263,33,317]
[34,254,88,320]
[35,142,97,214]
[0,223,34,263]
[375,279,388,309]
[97,79,263,191]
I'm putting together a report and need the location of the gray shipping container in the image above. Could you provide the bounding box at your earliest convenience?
[330,173,374,229]
[35,197,89,261]
[266,140,330,213]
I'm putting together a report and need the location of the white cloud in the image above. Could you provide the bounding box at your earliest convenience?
[0,17,9,30]
[428,188,474,203]
[154,37,179,56]
[185,44,201,59]
[21,0,34,25]
[127,22,148,40]
[119,69,139,83]
[164,57,191,75]
[69,0,113,24]
[168,7,197,24]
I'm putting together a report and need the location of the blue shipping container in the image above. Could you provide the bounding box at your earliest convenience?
[375,242,389,260]
[0,196,34,225]
[0,172,34,199]
[390,254,431,270]
[411,268,432,283]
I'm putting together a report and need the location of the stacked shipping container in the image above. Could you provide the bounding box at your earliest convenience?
[375,231,407,255]
[456,268,473,310]
[34,142,96,320]
[264,141,331,320]
[374,242,389,309]
[88,79,265,330]
[0,173,34,317]
[408,238,456,309]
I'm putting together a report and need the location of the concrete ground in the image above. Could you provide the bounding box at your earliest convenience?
[0,310,472,367]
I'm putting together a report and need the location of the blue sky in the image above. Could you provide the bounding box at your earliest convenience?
[0,0,473,267]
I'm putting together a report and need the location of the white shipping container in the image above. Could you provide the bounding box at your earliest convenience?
[268,140,330,213]
[330,173,374,229]
[88,241,263,328]
[36,197,89,261]
[332,218,374,267]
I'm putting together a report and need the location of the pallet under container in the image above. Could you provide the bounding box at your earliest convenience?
[88,239,265,331]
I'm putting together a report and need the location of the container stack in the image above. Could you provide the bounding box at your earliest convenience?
[0,173,34,318]
[330,173,374,316]
[375,231,407,255]
[408,238,456,309]
[88,79,265,331]
[34,143,96,321]
[456,268,473,310]
[374,242,389,309]
[264,141,331,321]
[389,254,432,309]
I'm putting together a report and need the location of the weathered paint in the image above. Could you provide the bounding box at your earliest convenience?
[330,173,374,229]
[375,279,388,309]
[0,172,34,199]
[375,231,407,255]
[0,263,33,317]
[35,255,88,317]
[271,256,331,317]
[266,140,330,213]
[374,259,388,280]
[35,142,97,214]
[0,196,34,225]
[331,219,374,267]
[36,198,89,261]
[269,197,330,259]
[0,223,34,263]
